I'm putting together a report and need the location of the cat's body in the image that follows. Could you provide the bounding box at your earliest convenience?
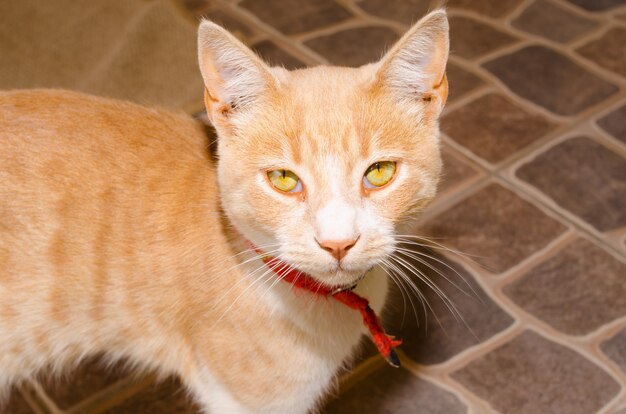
[0,10,449,414]
[0,89,387,412]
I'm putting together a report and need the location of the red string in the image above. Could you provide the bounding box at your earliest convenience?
[261,254,402,367]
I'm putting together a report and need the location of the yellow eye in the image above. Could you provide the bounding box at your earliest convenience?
[267,169,302,193]
[364,161,396,188]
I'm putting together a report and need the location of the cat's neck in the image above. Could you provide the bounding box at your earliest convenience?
[225,227,389,332]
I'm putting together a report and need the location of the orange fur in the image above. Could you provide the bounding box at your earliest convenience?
[0,9,449,414]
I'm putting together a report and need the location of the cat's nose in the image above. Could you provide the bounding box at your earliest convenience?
[316,236,359,261]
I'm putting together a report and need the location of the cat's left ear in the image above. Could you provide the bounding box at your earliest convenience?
[374,10,449,111]
[197,20,276,124]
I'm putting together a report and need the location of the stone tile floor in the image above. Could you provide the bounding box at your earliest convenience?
[5,0,626,412]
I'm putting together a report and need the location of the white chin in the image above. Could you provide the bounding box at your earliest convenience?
[315,268,368,288]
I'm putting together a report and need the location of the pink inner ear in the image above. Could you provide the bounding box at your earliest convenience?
[374,10,449,99]
[198,20,276,116]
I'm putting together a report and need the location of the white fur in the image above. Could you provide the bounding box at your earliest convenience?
[315,199,358,242]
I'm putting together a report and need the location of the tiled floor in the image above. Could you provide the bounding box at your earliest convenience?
[6,0,626,413]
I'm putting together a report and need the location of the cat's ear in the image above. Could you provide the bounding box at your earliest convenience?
[374,10,449,110]
[197,20,276,123]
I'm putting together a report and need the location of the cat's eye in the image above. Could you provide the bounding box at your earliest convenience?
[267,169,302,193]
[363,161,396,189]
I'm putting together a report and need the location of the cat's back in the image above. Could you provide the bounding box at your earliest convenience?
[0,89,217,286]
[0,90,223,380]
[1,89,213,199]
[0,89,209,173]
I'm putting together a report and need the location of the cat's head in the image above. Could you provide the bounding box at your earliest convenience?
[198,11,449,288]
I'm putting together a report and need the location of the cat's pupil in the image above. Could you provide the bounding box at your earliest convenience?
[375,163,380,172]
[282,170,286,179]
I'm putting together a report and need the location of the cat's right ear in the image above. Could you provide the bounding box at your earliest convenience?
[197,20,276,125]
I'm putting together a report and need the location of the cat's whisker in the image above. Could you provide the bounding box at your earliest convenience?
[210,261,283,327]
[203,246,283,285]
[381,258,434,332]
[206,251,284,313]
[394,235,497,278]
[394,247,480,302]
[390,254,462,322]
[378,262,418,330]
[256,261,297,305]
[388,255,478,340]
[288,270,304,293]
[394,235,484,260]
[382,258,428,317]
[212,243,282,273]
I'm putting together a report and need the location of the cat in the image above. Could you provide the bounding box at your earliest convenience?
[0,9,449,414]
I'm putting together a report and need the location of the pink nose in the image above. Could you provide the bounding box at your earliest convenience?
[316,237,359,261]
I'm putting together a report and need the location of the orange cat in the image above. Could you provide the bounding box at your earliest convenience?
[0,10,448,413]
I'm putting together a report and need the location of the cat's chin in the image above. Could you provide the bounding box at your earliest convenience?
[311,267,372,289]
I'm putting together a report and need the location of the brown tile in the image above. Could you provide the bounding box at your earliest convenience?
[566,0,626,11]
[438,147,480,193]
[449,17,519,59]
[252,41,306,69]
[422,183,567,274]
[442,93,556,163]
[598,103,626,144]
[504,238,626,335]
[357,0,430,25]
[240,0,352,35]
[601,327,626,374]
[102,377,201,414]
[445,62,485,103]
[577,28,626,77]
[447,0,524,17]
[41,355,131,409]
[484,46,618,116]
[516,136,626,232]
[305,26,399,67]
[201,9,254,39]
[512,0,599,43]
[0,388,35,414]
[382,250,514,365]
[324,365,467,413]
[452,331,621,414]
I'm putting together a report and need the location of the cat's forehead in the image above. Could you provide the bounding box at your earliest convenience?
[278,65,375,104]
[263,66,417,162]
[269,68,374,165]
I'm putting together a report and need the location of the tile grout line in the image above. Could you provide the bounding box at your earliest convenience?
[500,131,626,258]
[524,325,626,392]
[490,269,626,389]
[448,5,626,88]
[290,16,393,43]
[21,380,61,414]
[65,374,157,414]
[218,1,329,65]
[400,352,501,414]
[412,181,624,392]
[448,53,576,125]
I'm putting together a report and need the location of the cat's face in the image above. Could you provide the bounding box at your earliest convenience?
[199,11,449,287]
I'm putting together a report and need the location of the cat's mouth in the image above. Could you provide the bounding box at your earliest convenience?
[331,272,368,292]
[250,241,376,288]
[311,265,373,289]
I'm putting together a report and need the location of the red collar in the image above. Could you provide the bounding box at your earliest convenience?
[256,248,402,367]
